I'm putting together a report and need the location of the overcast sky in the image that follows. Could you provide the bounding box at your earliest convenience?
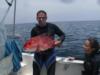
[0,0,100,24]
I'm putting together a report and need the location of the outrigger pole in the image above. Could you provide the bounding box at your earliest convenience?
[13,0,16,36]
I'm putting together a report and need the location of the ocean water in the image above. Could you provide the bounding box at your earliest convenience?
[6,20,100,59]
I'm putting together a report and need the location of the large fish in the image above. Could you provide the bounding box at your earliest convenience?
[24,35,56,52]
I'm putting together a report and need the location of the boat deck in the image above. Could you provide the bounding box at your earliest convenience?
[9,53,100,75]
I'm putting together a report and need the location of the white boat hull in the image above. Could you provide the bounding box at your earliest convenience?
[1,53,99,75]
[19,53,84,75]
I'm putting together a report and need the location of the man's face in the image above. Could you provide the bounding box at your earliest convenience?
[37,12,47,27]
[83,40,93,54]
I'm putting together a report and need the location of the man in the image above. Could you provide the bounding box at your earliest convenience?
[31,10,65,75]
[82,37,100,75]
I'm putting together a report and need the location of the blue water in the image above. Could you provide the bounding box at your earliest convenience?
[6,20,100,59]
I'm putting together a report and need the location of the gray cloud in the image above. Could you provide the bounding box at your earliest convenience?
[97,0,100,5]
[61,0,75,3]
[0,0,100,24]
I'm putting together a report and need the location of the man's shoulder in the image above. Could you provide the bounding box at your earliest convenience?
[31,26,38,32]
[47,22,57,28]
[31,24,38,29]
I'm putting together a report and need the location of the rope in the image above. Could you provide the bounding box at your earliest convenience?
[5,0,13,6]
[0,0,14,24]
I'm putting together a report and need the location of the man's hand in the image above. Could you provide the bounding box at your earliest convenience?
[54,40,62,47]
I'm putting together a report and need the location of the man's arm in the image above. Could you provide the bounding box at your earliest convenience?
[54,25,65,46]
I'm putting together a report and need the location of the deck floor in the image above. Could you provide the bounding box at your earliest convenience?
[9,54,33,75]
[8,54,99,75]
